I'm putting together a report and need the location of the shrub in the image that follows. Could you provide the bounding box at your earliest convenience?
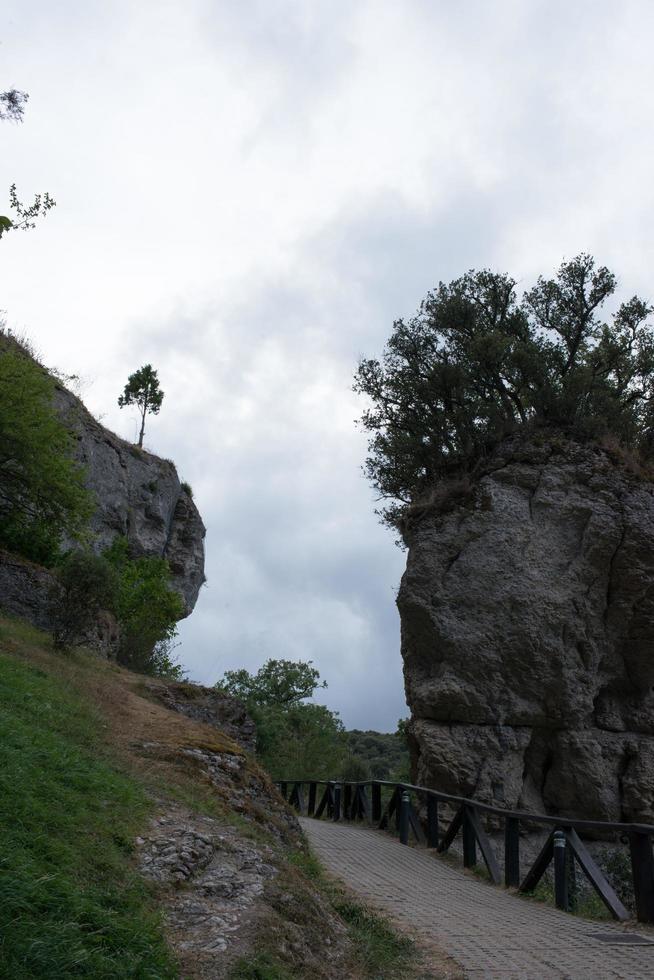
[181,480,193,497]
[0,342,93,563]
[50,550,119,650]
[104,537,185,674]
[216,660,346,779]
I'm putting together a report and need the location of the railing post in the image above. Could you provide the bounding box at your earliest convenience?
[395,785,403,833]
[326,783,334,819]
[372,783,382,823]
[426,795,439,848]
[344,783,352,820]
[630,831,654,924]
[308,782,317,817]
[554,831,569,911]
[399,791,410,845]
[357,784,370,821]
[504,816,520,888]
[462,805,477,868]
[333,783,342,822]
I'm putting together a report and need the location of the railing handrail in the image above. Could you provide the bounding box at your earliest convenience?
[279,776,654,924]
[276,777,654,835]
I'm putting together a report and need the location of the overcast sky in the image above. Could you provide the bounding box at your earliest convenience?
[3,1,654,729]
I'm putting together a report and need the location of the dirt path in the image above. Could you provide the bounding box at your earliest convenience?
[301,818,654,979]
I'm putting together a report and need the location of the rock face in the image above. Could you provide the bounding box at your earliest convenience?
[0,550,58,632]
[55,385,205,615]
[399,436,654,824]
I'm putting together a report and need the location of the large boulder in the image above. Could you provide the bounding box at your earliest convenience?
[399,436,654,822]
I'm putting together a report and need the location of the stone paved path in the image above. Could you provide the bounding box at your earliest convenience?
[301,817,654,979]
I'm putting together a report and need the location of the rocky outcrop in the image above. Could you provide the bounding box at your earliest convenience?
[0,374,205,645]
[399,436,654,823]
[0,548,121,652]
[0,550,58,632]
[142,678,257,753]
[55,385,205,615]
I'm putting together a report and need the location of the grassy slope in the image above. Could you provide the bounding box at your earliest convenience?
[0,615,451,980]
[0,619,176,978]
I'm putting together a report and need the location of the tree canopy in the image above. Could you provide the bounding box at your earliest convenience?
[0,89,28,122]
[104,537,184,673]
[216,659,341,780]
[118,365,164,449]
[354,254,654,526]
[218,658,326,708]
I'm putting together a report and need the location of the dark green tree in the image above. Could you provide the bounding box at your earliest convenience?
[104,537,184,673]
[354,254,654,527]
[50,550,119,650]
[216,659,344,779]
[218,658,326,707]
[118,364,164,449]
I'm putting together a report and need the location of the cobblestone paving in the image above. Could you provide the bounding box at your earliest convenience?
[301,817,654,979]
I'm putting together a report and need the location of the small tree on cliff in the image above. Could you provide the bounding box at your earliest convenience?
[118,364,164,448]
[354,254,654,528]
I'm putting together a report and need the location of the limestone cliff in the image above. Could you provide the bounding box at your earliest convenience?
[54,384,205,614]
[399,436,654,823]
[0,377,205,634]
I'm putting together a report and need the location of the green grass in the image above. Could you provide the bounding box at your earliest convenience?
[229,952,294,979]
[0,651,177,979]
[523,879,611,921]
[288,848,415,978]
[332,896,413,975]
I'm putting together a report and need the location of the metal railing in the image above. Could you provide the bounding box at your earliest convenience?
[276,778,654,924]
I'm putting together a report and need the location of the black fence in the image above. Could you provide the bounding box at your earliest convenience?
[276,778,654,925]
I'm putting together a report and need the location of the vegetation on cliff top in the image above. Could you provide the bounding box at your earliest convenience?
[355,254,654,526]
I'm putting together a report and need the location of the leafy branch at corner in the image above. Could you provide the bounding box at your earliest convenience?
[0,88,56,240]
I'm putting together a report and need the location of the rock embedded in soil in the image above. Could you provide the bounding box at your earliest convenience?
[399,436,654,823]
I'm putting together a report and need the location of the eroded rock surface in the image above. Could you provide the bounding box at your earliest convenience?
[400,437,654,822]
[136,797,349,978]
[138,807,278,958]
